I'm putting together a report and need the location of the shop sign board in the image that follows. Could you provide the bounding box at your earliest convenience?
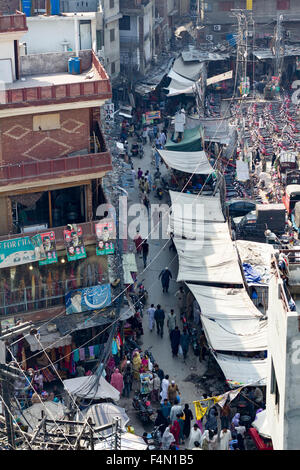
[144,110,161,124]
[39,231,58,266]
[63,225,87,262]
[65,284,112,314]
[95,220,116,256]
[0,235,46,268]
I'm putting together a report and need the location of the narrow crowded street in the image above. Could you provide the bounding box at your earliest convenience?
[118,136,208,443]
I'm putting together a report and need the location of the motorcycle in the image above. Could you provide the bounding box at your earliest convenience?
[155,187,163,200]
[136,280,148,306]
[132,392,154,424]
[143,425,164,450]
[129,293,144,317]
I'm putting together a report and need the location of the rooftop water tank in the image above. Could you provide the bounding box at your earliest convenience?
[22,0,32,17]
[51,0,60,15]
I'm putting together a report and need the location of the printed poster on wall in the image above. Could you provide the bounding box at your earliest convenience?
[0,235,46,269]
[95,220,116,256]
[63,225,87,262]
[144,110,161,124]
[65,284,112,315]
[39,231,58,266]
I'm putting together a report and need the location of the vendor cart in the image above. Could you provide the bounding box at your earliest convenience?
[278,152,297,185]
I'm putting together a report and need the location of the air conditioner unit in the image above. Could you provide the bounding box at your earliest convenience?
[286,30,291,38]
[247,31,253,37]
[206,35,213,41]
[214,25,221,31]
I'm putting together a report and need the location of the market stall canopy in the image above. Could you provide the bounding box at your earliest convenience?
[186,115,232,145]
[167,69,195,86]
[165,79,195,97]
[19,402,67,433]
[78,403,129,438]
[181,50,230,62]
[174,237,243,285]
[25,322,72,352]
[94,432,148,450]
[251,409,271,439]
[253,46,300,60]
[134,53,177,96]
[213,352,268,388]
[201,315,268,352]
[63,375,120,401]
[54,311,113,337]
[235,240,274,286]
[158,149,213,174]
[165,126,202,152]
[169,191,225,223]
[171,56,206,81]
[185,284,263,319]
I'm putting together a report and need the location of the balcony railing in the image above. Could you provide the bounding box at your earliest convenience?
[0,274,109,317]
[0,151,112,186]
[0,220,101,246]
[0,11,27,33]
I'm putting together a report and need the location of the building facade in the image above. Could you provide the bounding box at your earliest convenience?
[0,12,113,329]
[266,255,300,449]
[119,0,154,78]
[199,0,300,45]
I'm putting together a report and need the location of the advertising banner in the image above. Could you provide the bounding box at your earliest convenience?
[0,235,46,269]
[95,220,116,256]
[64,225,87,261]
[145,110,161,124]
[39,231,58,266]
[65,284,112,314]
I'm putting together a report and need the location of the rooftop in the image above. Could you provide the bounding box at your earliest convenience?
[5,68,98,90]
[0,51,111,111]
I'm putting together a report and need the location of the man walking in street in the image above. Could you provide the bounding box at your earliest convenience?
[175,286,186,314]
[147,303,156,332]
[167,309,177,337]
[141,239,149,268]
[180,328,190,360]
[170,326,181,357]
[170,398,182,422]
[159,267,172,293]
[154,304,165,338]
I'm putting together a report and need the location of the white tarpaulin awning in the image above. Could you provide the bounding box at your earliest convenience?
[167,68,195,86]
[185,284,263,319]
[63,375,120,401]
[236,159,250,182]
[78,403,129,438]
[170,219,231,240]
[122,253,138,285]
[174,237,243,284]
[201,315,268,351]
[19,402,67,433]
[213,352,268,388]
[25,322,72,352]
[252,409,271,438]
[186,115,232,144]
[158,149,213,174]
[95,432,148,450]
[171,56,205,81]
[169,191,225,222]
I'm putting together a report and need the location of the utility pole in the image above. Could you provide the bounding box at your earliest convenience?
[274,13,285,79]
[0,322,33,450]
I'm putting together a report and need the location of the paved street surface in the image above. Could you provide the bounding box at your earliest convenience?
[118,134,208,444]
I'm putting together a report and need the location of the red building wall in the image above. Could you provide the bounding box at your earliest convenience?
[0,108,90,164]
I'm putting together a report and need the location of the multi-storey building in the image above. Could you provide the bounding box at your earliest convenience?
[0,11,113,331]
[198,0,300,44]
[266,253,300,449]
[119,0,154,77]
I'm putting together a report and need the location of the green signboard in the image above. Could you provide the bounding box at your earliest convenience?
[0,235,46,269]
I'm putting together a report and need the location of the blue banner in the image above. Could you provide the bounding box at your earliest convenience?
[65,284,112,315]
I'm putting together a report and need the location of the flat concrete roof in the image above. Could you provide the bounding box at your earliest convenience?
[6,67,98,89]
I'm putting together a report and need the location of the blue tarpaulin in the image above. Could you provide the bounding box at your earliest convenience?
[242,263,262,284]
